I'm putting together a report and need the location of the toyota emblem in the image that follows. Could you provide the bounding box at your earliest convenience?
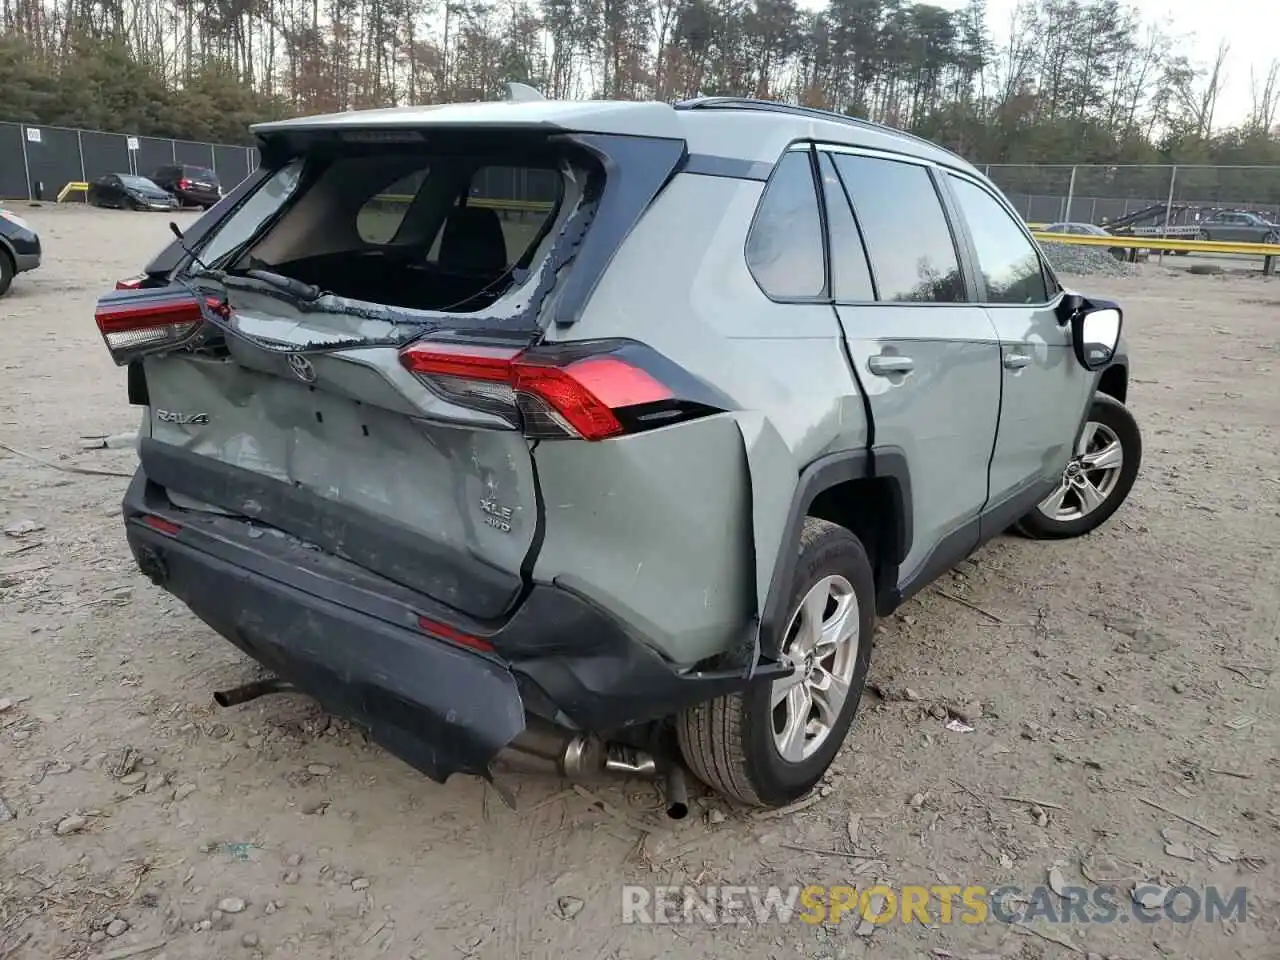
[287,353,316,383]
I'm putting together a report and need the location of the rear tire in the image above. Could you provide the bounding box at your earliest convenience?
[1015,394,1141,540]
[676,518,874,807]
[0,249,13,297]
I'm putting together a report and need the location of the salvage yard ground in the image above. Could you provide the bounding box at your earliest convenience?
[1,205,1277,960]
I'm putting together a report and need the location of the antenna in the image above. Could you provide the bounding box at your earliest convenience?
[503,82,546,103]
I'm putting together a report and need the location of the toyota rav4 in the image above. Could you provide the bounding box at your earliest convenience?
[95,93,1141,811]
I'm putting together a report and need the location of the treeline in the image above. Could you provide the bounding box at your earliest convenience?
[2,0,1279,165]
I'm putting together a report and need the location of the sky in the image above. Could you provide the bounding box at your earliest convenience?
[927,0,1275,127]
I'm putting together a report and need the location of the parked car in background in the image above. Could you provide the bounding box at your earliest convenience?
[96,94,1140,812]
[1043,221,1132,261]
[151,165,223,209]
[1196,211,1280,244]
[87,174,177,211]
[0,205,42,296]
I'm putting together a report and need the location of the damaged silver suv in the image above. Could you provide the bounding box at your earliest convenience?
[96,93,1141,812]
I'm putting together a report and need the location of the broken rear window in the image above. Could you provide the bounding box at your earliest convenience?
[206,142,576,315]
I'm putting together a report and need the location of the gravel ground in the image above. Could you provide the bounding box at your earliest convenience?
[1039,240,1136,277]
[2,205,1278,960]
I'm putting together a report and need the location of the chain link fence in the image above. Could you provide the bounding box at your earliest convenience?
[985,164,1280,227]
[0,121,259,201]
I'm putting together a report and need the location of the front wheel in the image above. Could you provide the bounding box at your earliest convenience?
[676,518,874,807]
[1015,393,1142,540]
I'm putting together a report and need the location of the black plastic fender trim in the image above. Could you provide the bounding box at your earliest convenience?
[757,447,912,661]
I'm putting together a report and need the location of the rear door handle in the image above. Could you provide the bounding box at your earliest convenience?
[867,355,915,376]
[1003,352,1031,370]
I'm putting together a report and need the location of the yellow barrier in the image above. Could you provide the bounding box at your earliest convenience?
[58,181,89,203]
[1032,230,1279,273]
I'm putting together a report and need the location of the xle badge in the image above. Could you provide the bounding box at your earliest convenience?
[287,353,317,383]
[479,498,514,533]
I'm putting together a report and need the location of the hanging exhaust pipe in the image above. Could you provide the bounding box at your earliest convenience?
[498,719,691,819]
[213,677,294,707]
[663,764,689,819]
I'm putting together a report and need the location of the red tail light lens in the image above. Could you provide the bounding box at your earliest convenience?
[399,341,674,441]
[115,274,147,290]
[94,289,225,365]
[140,515,182,536]
[417,615,495,653]
[178,178,191,189]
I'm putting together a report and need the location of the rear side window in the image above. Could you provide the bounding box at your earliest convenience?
[746,150,825,299]
[829,154,964,303]
[946,175,1050,304]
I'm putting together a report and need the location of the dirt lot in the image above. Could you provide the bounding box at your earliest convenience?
[2,204,1277,960]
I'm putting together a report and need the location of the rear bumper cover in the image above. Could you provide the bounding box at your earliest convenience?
[123,472,775,782]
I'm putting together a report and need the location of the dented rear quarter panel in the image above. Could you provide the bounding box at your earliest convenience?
[534,172,869,668]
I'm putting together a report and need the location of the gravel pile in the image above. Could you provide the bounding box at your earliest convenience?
[1039,240,1137,278]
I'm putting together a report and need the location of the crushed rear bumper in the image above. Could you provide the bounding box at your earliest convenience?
[122,472,773,782]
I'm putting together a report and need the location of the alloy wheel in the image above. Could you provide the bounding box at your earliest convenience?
[770,574,861,762]
[1038,420,1125,522]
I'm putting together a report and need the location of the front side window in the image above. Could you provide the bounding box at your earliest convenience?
[745,149,825,299]
[947,175,1050,305]
[830,154,964,304]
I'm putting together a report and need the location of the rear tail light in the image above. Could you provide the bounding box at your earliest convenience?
[94,288,226,365]
[115,274,147,290]
[178,178,191,189]
[399,338,731,441]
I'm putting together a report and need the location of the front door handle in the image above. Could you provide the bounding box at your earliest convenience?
[867,355,915,376]
[1003,352,1031,370]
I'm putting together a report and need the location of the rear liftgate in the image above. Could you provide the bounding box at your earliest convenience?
[95,130,728,816]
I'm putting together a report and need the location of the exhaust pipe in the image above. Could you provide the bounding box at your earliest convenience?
[663,764,689,820]
[499,720,691,819]
[213,677,294,707]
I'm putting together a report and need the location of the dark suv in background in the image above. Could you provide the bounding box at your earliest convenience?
[151,165,222,209]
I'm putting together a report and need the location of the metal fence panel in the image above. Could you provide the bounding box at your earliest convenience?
[80,130,130,183]
[986,163,1280,227]
[133,137,175,179]
[0,122,26,198]
[174,140,215,169]
[21,124,82,201]
[212,145,249,186]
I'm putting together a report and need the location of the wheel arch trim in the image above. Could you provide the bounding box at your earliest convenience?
[756,447,912,662]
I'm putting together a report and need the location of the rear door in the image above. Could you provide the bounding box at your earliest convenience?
[941,170,1092,524]
[819,147,1003,585]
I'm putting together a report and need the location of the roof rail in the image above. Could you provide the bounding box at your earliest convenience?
[672,96,949,154]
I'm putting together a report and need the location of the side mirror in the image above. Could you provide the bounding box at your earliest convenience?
[1071,304,1122,371]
